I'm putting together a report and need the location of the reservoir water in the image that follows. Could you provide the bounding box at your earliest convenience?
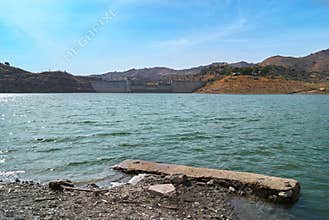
[0,93,328,219]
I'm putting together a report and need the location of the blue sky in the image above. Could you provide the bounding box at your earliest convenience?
[0,0,329,75]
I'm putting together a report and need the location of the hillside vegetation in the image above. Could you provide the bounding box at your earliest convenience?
[197,49,329,94]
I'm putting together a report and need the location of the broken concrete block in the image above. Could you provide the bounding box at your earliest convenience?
[148,184,176,196]
[114,160,301,203]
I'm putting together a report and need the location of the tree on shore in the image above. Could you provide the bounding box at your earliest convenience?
[4,62,10,66]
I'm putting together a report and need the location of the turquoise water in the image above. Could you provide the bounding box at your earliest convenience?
[0,93,328,219]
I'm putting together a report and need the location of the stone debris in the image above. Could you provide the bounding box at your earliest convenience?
[229,186,236,193]
[110,182,126,188]
[207,179,215,186]
[148,184,176,196]
[278,190,293,198]
[48,179,74,191]
[87,183,99,188]
[165,174,189,186]
[0,175,236,219]
[128,174,149,185]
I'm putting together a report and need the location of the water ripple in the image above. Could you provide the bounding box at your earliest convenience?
[1,94,328,219]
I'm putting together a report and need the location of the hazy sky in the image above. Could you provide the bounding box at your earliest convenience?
[1,0,329,75]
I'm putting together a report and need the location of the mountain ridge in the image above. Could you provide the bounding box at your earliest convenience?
[260,48,329,73]
[97,48,329,81]
[1,48,329,93]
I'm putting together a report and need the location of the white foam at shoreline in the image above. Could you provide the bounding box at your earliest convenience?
[0,170,25,176]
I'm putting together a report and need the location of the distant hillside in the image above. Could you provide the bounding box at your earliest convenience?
[0,63,30,75]
[229,61,255,68]
[95,62,257,81]
[1,48,329,93]
[0,64,204,93]
[196,49,329,94]
[95,48,329,83]
[197,75,329,94]
[260,49,329,73]
[0,64,95,93]
[96,66,205,81]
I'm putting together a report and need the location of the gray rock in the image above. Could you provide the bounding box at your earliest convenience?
[87,183,99,188]
[128,174,149,185]
[48,179,74,191]
[110,182,126,188]
[228,186,235,192]
[207,179,215,186]
[148,184,176,196]
[278,190,293,198]
[196,182,206,186]
[165,174,189,186]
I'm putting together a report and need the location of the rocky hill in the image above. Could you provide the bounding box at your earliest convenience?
[96,66,205,81]
[0,63,29,75]
[96,61,260,82]
[197,75,329,94]
[197,49,329,94]
[260,49,329,73]
[0,63,95,93]
[229,61,255,68]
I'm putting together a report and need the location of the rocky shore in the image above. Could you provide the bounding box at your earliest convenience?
[0,174,236,220]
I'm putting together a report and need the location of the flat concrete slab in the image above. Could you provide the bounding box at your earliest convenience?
[148,184,176,196]
[113,160,300,203]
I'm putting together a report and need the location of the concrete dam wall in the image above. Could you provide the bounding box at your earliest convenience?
[90,80,128,93]
[91,80,205,93]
